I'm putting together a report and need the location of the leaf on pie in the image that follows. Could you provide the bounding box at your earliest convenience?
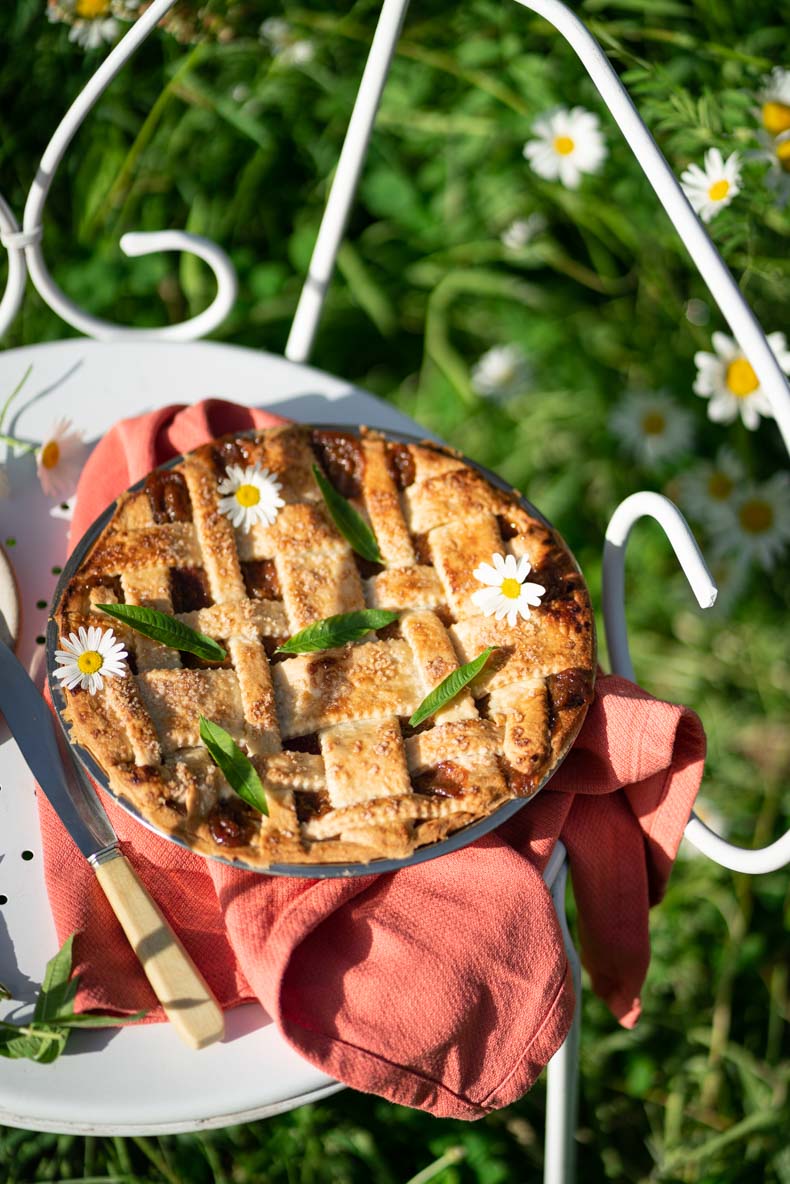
[312,464,382,563]
[275,609,399,654]
[98,603,227,662]
[199,716,269,816]
[408,647,497,728]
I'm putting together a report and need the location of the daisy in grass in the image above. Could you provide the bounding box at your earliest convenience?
[471,345,531,401]
[676,447,745,529]
[54,626,127,695]
[500,213,547,250]
[758,67,790,138]
[259,17,314,65]
[755,130,790,208]
[694,331,790,429]
[680,149,741,223]
[610,391,694,466]
[218,463,284,533]
[37,420,89,499]
[710,473,790,572]
[47,0,125,50]
[472,553,545,627]
[523,108,607,190]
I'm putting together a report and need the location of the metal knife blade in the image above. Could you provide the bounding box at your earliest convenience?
[0,638,117,859]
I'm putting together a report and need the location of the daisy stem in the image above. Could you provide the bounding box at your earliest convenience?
[0,364,32,435]
[0,433,37,454]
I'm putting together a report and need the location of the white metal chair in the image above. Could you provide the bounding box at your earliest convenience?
[1,2,788,1179]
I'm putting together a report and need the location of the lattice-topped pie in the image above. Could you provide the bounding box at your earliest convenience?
[52,425,595,867]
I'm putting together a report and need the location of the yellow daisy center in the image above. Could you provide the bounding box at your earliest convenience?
[41,440,60,470]
[707,471,733,500]
[707,179,730,202]
[553,136,575,156]
[75,0,111,16]
[642,411,666,436]
[725,357,759,398]
[77,650,103,675]
[235,483,261,508]
[501,577,522,600]
[738,498,773,534]
[776,138,790,174]
[762,101,790,138]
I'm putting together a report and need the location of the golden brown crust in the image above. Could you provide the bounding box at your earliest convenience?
[53,425,595,867]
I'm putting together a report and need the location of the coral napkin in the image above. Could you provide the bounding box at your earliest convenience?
[37,399,705,1120]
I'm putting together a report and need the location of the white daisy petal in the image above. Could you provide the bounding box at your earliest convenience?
[515,555,533,582]
[473,562,501,585]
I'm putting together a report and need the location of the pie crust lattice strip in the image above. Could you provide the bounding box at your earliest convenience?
[51,426,595,868]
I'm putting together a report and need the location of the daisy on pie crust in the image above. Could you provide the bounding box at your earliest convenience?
[218,463,285,532]
[472,552,545,626]
[54,626,127,695]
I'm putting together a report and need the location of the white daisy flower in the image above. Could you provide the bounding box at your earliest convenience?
[523,107,607,190]
[471,552,546,626]
[676,447,745,529]
[753,130,790,208]
[47,0,120,50]
[609,391,694,466]
[36,419,90,499]
[680,148,741,223]
[54,625,127,695]
[471,344,531,401]
[693,331,790,430]
[758,67,790,138]
[500,213,547,250]
[217,463,285,533]
[709,473,790,572]
[259,17,314,66]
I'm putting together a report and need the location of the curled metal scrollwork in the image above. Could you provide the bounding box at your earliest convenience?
[0,0,236,342]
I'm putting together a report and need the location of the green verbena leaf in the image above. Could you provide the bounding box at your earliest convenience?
[0,1023,68,1063]
[55,1010,148,1028]
[199,717,269,816]
[409,648,496,728]
[97,603,227,662]
[34,933,77,1024]
[275,610,399,654]
[312,464,382,563]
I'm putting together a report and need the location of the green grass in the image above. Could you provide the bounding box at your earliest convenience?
[1,0,789,1180]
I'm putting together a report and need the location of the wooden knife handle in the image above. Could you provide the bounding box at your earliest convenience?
[93,849,225,1049]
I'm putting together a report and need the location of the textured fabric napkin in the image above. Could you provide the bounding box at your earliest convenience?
[37,399,706,1119]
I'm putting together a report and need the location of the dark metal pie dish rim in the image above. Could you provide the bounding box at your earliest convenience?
[46,422,596,879]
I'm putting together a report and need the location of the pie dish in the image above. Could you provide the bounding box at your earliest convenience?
[49,424,595,870]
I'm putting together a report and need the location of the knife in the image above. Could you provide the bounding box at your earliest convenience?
[0,638,225,1050]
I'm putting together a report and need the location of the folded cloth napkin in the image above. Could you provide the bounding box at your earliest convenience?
[38,399,706,1120]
